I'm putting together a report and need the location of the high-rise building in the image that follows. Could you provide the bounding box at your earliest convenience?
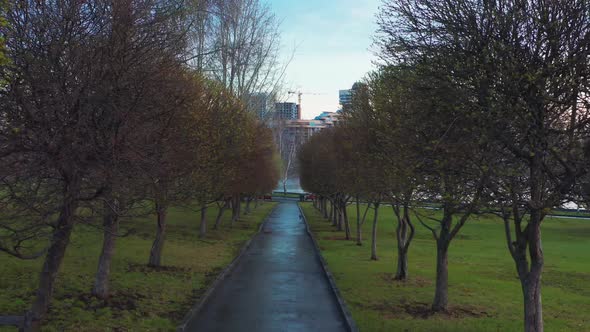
[339,89,352,107]
[248,92,276,120]
[275,102,299,120]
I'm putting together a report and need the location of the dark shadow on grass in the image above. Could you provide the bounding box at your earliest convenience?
[127,263,191,274]
[53,290,145,314]
[379,273,433,288]
[359,300,493,320]
[322,235,349,241]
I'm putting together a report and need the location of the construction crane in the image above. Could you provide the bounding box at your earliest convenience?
[287,90,325,119]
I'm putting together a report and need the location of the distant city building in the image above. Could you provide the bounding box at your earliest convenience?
[282,119,326,146]
[275,102,299,120]
[280,111,342,148]
[272,110,344,191]
[248,92,276,120]
[340,82,368,109]
[314,111,342,127]
[339,89,352,107]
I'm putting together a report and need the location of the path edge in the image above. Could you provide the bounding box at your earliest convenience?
[297,203,359,332]
[176,203,279,331]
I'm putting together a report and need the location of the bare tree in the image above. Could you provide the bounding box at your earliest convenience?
[281,140,297,194]
[188,0,288,112]
[0,3,114,327]
[0,0,189,328]
[377,0,590,329]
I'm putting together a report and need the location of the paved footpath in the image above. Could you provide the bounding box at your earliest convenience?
[183,200,348,332]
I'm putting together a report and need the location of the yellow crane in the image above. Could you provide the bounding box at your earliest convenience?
[287,90,325,119]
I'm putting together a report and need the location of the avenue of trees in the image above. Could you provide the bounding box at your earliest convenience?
[0,0,280,330]
[299,1,590,331]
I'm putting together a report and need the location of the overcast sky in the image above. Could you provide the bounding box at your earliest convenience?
[269,0,381,119]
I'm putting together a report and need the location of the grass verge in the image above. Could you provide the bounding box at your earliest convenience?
[0,202,277,331]
[300,202,590,332]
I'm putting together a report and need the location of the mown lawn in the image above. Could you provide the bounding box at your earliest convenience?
[548,209,590,218]
[272,192,303,199]
[300,202,590,332]
[0,202,277,331]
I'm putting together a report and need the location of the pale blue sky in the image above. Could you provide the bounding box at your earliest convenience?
[269,0,381,119]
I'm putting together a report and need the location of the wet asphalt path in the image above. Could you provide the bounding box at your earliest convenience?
[183,200,347,332]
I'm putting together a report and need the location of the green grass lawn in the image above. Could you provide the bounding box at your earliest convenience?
[548,209,590,218]
[0,202,277,332]
[272,192,303,199]
[300,202,590,332]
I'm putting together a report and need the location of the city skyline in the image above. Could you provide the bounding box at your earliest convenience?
[270,0,381,119]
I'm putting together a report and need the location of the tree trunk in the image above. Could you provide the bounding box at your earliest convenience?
[25,179,80,331]
[231,195,239,226]
[236,195,241,220]
[331,201,338,226]
[371,202,380,261]
[519,156,544,331]
[432,240,449,312]
[26,224,75,331]
[323,198,328,218]
[92,197,119,299]
[503,172,545,332]
[245,197,252,214]
[199,204,207,239]
[394,206,414,281]
[148,203,167,267]
[395,213,408,280]
[513,214,544,332]
[213,200,228,230]
[356,196,362,246]
[522,271,543,332]
[343,202,351,240]
[395,246,409,281]
[329,200,334,223]
[337,204,344,231]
